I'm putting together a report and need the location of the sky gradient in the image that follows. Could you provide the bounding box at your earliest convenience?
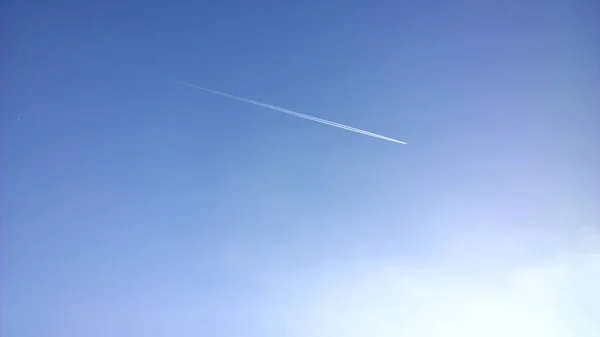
[2,0,599,336]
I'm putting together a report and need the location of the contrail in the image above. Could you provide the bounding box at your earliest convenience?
[158,75,406,144]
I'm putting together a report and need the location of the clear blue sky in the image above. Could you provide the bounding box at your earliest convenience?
[1,1,599,336]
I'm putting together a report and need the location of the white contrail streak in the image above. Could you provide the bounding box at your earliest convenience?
[160,75,406,144]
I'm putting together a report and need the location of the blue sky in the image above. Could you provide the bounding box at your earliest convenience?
[1,0,599,336]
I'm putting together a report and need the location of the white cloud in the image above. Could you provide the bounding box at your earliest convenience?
[274,226,600,337]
